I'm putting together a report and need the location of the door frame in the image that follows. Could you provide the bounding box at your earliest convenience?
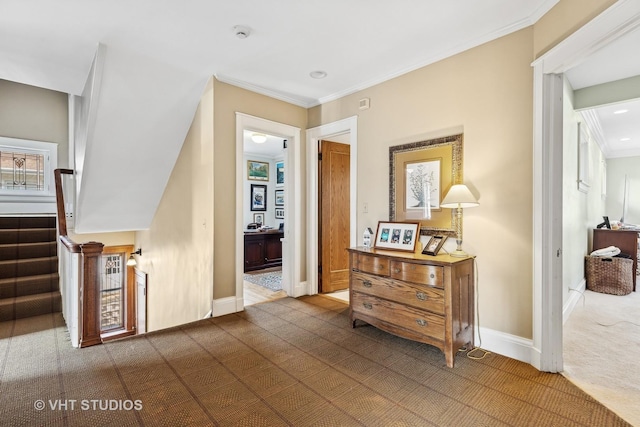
[306,116,358,295]
[532,0,640,371]
[235,113,302,307]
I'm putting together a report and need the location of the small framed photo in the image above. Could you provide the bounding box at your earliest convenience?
[276,161,284,187]
[275,207,285,219]
[250,184,267,211]
[253,213,264,225]
[422,235,447,256]
[247,160,269,181]
[275,189,284,206]
[374,221,420,252]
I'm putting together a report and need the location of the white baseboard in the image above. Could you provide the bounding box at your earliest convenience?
[294,281,308,297]
[475,327,534,365]
[563,279,586,324]
[203,309,212,319]
[211,296,237,317]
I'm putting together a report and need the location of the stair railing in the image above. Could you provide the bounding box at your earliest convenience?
[54,169,104,348]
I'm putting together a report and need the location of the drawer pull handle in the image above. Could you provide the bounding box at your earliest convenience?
[416,319,427,327]
[362,280,372,288]
[363,302,372,310]
[430,273,435,279]
[416,291,427,301]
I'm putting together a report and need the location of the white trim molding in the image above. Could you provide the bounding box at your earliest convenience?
[477,328,534,365]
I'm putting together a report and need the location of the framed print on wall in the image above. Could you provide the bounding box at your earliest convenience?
[250,184,267,211]
[275,207,284,219]
[275,189,284,206]
[247,160,269,181]
[374,221,420,252]
[389,134,462,237]
[276,161,284,187]
[253,213,264,225]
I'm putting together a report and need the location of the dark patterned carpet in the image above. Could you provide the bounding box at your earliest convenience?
[0,295,631,426]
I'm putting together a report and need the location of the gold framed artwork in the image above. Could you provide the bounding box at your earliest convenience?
[389,134,462,237]
[247,160,269,181]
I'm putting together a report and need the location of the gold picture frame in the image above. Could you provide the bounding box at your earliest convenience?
[389,134,462,237]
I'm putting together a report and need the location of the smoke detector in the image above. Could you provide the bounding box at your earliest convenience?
[234,25,251,39]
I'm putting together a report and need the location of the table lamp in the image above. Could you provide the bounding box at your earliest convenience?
[440,184,479,257]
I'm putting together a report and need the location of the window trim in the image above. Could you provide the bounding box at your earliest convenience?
[0,136,58,202]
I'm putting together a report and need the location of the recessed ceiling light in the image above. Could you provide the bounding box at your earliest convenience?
[251,133,267,143]
[614,109,629,114]
[310,70,327,79]
[621,137,631,142]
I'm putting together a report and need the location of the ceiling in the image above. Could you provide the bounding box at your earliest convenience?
[565,26,640,158]
[2,0,560,107]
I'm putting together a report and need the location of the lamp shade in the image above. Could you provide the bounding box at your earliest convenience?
[440,184,479,208]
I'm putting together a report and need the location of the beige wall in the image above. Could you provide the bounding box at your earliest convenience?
[0,80,69,154]
[533,0,616,58]
[134,78,215,331]
[310,28,535,338]
[212,79,307,299]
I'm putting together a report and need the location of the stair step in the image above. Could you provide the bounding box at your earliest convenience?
[0,216,56,230]
[0,291,62,321]
[0,256,58,280]
[0,273,60,298]
[0,228,57,245]
[0,241,57,260]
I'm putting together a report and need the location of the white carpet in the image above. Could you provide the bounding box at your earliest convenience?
[563,289,640,426]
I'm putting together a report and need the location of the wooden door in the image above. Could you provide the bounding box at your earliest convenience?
[319,140,350,293]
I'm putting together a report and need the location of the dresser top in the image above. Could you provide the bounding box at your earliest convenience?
[348,246,474,266]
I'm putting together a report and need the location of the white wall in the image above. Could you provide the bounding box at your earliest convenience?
[606,156,640,225]
[562,77,607,307]
[243,154,285,229]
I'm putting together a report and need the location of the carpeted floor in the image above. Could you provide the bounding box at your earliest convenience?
[563,289,640,426]
[0,295,631,426]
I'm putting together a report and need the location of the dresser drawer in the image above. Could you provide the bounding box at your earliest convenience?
[390,260,443,288]
[352,292,445,341]
[351,271,444,315]
[355,254,390,276]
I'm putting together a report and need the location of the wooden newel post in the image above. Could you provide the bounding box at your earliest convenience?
[79,241,104,348]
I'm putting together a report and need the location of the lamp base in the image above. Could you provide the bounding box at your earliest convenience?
[449,249,469,258]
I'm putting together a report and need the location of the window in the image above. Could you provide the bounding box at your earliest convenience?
[0,137,57,199]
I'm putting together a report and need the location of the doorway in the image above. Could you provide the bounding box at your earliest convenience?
[318,140,351,293]
[532,1,640,371]
[307,116,358,295]
[235,113,302,310]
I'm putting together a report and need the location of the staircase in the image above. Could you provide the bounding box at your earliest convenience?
[0,216,61,321]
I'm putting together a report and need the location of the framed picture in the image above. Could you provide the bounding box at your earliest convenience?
[275,189,284,206]
[389,134,462,237]
[250,184,267,211]
[253,213,264,225]
[275,207,285,219]
[276,161,284,187]
[374,221,420,252]
[247,160,269,181]
[422,235,447,256]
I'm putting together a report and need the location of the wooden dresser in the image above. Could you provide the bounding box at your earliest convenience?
[347,247,474,368]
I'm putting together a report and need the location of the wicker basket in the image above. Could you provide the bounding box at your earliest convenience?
[585,255,633,295]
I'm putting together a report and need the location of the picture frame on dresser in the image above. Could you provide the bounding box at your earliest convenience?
[423,235,447,256]
[374,221,420,252]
